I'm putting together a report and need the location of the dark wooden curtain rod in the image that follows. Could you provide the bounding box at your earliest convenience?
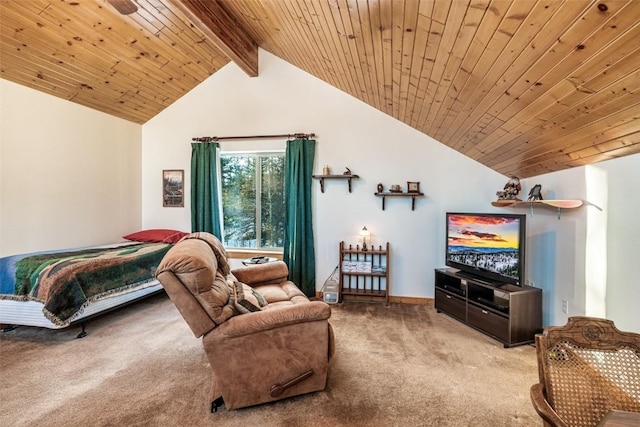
[192,133,316,142]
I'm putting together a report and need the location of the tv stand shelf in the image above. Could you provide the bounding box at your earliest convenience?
[434,268,542,347]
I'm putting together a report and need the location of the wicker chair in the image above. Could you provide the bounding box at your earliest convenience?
[530,316,640,427]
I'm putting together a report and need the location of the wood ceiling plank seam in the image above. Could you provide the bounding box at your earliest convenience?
[0,27,116,82]
[465,0,634,154]
[67,95,151,124]
[335,0,372,107]
[477,43,640,163]
[0,10,157,101]
[470,42,640,162]
[0,53,81,96]
[155,22,227,69]
[486,106,640,173]
[568,131,640,161]
[481,111,639,171]
[156,0,214,42]
[317,0,359,99]
[380,0,395,115]
[252,1,312,82]
[0,0,50,16]
[411,0,461,130]
[0,72,80,101]
[119,2,166,35]
[354,0,384,112]
[274,0,325,82]
[222,0,268,43]
[0,3,121,67]
[296,0,346,92]
[443,0,570,151]
[434,0,530,141]
[347,0,381,111]
[153,27,226,76]
[430,0,514,140]
[439,0,545,148]
[510,129,640,177]
[415,0,470,131]
[483,0,632,128]
[396,0,420,122]
[367,0,393,115]
[362,0,387,115]
[528,93,640,145]
[453,1,596,154]
[389,0,406,119]
[153,2,231,65]
[128,1,227,75]
[24,3,192,98]
[404,0,435,127]
[41,0,171,66]
[0,41,137,101]
[427,0,491,140]
[562,25,640,94]
[409,3,447,129]
[484,64,640,164]
[523,142,640,176]
[266,0,320,87]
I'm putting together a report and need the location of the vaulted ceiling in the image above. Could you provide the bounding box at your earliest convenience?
[1,0,639,178]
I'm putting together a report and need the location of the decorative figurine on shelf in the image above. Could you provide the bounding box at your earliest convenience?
[496,176,522,200]
[343,167,352,175]
[528,184,543,201]
[377,183,384,193]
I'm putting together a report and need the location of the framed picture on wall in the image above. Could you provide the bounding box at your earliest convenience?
[162,169,184,207]
[407,181,421,193]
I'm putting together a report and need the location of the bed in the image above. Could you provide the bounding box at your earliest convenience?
[0,229,187,337]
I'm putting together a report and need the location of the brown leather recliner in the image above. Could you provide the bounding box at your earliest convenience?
[155,232,334,412]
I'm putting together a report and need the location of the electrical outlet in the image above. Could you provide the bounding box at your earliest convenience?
[562,300,568,314]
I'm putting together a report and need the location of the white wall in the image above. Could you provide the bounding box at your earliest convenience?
[522,155,639,333]
[0,79,142,256]
[594,154,640,332]
[142,49,507,300]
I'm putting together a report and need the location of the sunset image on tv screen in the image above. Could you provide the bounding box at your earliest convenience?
[447,214,520,279]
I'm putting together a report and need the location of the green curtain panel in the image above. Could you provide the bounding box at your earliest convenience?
[191,142,222,239]
[283,138,316,297]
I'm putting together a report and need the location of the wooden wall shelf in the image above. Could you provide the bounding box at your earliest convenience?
[312,174,359,193]
[491,199,600,219]
[375,192,424,210]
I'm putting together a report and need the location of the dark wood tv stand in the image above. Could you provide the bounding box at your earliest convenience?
[434,268,542,347]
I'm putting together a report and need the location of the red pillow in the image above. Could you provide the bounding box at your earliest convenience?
[123,229,188,244]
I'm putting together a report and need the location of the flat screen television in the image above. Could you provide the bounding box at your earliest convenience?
[445,212,526,286]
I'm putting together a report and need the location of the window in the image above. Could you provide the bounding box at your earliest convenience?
[220,152,285,250]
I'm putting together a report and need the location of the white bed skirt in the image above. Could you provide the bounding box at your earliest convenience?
[0,281,163,329]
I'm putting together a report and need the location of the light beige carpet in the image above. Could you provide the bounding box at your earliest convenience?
[0,293,540,426]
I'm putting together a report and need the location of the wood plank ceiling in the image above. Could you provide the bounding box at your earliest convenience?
[1,0,639,178]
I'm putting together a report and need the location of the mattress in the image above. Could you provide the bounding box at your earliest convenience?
[0,282,163,329]
[0,241,170,329]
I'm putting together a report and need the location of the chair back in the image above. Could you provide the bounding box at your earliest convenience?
[156,237,235,338]
[535,316,640,427]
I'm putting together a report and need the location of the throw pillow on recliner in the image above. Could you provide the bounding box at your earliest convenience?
[233,281,268,314]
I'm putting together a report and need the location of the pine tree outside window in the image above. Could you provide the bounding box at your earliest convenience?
[220,152,285,250]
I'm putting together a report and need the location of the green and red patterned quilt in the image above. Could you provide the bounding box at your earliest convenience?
[0,242,171,326]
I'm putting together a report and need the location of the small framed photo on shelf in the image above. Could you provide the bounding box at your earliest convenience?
[407,181,421,193]
[162,169,184,207]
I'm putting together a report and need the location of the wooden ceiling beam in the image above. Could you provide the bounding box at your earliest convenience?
[169,0,258,77]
